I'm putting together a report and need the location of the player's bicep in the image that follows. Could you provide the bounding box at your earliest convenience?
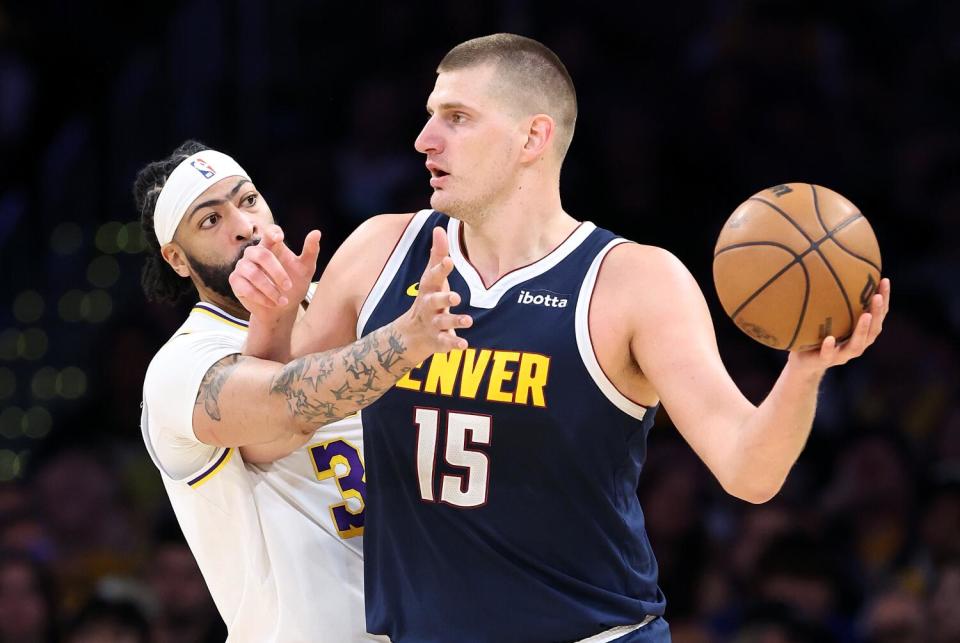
[192,354,291,448]
[625,248,753,466]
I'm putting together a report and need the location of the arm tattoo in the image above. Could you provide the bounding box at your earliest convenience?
[270,325,411,427]
[196,354,242,421]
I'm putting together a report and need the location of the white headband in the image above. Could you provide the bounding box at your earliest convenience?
[153,150,250,245]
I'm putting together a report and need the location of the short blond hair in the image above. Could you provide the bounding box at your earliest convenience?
[438,33,578,160]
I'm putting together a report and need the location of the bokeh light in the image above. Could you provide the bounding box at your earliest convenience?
[56,367,88,399]
[58,289,85,322]
[0,406,24,439]
[0,367,15,399]
[95,222,123,254]
[87,255,120,288]
[0,330,19,360]
[13,290,44,323]
[31,367,58,399]
[23,406,52,439]
[18,328,48,360]
[119,221,146,253]
[81,290,113,323]
[0,450,21,481]
[50,222,83,255]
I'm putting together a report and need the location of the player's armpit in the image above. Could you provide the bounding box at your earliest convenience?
[239,432,314,465]
[600,244,756,490]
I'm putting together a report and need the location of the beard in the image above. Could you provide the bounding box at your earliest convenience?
[186,240,259,304]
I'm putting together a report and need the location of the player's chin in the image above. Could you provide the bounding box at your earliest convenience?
[429,190,451,212]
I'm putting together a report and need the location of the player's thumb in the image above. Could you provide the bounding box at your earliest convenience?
[429,226,449,264]
[298,230,322,268]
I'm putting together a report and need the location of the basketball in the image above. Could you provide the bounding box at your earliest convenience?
[713,183,882,351]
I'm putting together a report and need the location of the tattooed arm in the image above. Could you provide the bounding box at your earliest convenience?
[191,324,432,450]
[193,226,471,457]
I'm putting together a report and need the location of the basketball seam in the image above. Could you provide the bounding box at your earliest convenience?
[825,220,882,272]
[714,240,800,258]
[810,184,830,235]
[811,249,854,340]
[729,253,801,321]
[748,197,815,243]
[812,185,880,270]
[786,258,812,350]
[749,196,856,336]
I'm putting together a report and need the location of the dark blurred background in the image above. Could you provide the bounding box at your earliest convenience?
[1,1,958,642]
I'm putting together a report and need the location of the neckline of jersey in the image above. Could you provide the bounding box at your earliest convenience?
[192,302,249,329]
[446,217,597,308]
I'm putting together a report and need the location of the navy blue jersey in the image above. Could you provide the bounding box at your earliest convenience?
[359,210,667,642]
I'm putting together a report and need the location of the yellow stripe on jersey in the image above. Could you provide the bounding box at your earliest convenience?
[191,306,248,331]
[188,448,234,488]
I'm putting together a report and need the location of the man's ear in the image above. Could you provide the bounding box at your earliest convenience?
[520,114,555,162]
[161,243,191,278]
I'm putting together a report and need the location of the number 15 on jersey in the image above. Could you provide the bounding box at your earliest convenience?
[415,408,492,508]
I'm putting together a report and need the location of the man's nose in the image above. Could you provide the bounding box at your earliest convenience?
[414,116,442,154]
[231,208,258,241]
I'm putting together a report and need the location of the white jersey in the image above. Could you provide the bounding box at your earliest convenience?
[141,300,383,642]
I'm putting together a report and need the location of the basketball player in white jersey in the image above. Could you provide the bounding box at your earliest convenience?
[136,140,471,642]
[231,35,891,641]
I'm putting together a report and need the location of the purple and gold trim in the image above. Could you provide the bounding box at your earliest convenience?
[191,303,248,330]
[187,448,234,488]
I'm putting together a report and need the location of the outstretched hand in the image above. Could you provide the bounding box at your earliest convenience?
[400,226,472,355]
[790,277,891,372]
[229,224,321,317]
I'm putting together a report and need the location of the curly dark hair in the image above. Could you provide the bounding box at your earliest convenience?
[134,140,208,304]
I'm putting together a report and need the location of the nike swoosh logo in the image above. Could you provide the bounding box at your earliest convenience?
[406,282,420,297]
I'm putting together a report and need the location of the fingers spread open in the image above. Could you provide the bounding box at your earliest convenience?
[431,312,473,331]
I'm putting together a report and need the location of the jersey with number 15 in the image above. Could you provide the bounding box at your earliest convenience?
[359,210,666,643]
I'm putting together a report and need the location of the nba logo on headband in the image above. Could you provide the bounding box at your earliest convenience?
[153,150,249,245]
[190,158,216,179]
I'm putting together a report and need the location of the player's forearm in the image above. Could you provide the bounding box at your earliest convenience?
[722,359,825,503]
[269,320,424,434]
[244,309,298,362]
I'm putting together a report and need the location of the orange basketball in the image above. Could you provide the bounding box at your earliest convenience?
[713,183,882,351]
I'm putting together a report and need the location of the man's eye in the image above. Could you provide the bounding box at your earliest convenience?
[451,113,466,124]
[200,213,220,229]
[244,194,258,207]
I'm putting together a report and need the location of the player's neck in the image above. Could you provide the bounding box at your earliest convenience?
[458,189,578,287]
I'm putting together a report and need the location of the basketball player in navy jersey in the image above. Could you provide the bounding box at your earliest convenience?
[232,34,890,642]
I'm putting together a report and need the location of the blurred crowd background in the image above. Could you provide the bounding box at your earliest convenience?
[1,1,958,641]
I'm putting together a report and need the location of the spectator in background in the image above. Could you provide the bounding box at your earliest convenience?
[146,521,224,643]
[929,558,960,643]
[64,598,148,643]
[860,586,926,643]
[749,533,854,642]
[30,447,139,613]
[0,551,59,643]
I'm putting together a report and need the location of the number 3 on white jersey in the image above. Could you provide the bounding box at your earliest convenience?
[414,408,492,508]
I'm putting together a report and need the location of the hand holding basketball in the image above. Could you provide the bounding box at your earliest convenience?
[713,183,887,355]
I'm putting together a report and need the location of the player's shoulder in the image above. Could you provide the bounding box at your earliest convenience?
[592,240,704,318]
[329,212,419,268]
[602,241,690,283]
[348,212,419,246]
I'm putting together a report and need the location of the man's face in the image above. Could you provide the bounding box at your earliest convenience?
[414,64,528,223]
[169,176,274,302]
